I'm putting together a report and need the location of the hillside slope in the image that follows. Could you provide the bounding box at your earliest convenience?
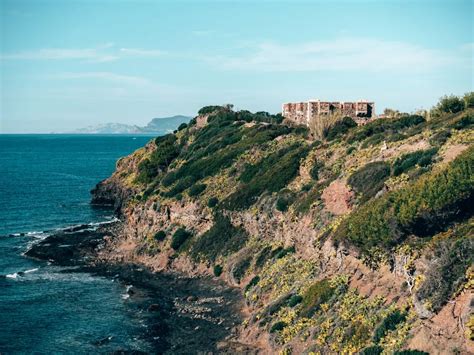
[92,105,474,354]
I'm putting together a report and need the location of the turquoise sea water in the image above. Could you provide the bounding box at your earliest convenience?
[0,134,154,353]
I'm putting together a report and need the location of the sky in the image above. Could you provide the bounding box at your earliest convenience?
[0,0,473,133]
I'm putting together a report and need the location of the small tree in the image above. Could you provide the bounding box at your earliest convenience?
[171,228,192,250]
[154,230,166,241]
[435,95,465,114]
[383,108,402,118]
[309,111,344,140]
[463,91,474,109]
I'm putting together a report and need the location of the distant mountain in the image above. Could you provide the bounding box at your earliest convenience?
[71,115,192,134]
[141,115,192,133]
[72,123,142,134]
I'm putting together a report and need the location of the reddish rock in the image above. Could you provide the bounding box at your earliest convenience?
[321,180,354,215]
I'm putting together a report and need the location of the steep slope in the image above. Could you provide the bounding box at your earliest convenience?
[92,105,474,354]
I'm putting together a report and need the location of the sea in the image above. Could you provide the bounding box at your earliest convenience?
[0,134,156,353]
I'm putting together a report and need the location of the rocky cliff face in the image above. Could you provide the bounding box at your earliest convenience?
[91,106,474,354]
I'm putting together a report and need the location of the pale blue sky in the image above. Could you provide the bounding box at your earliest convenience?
[1,0,472,133]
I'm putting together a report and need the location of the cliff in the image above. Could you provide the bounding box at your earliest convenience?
[91,104,474,354]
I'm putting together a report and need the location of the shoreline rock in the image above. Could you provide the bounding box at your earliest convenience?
[25,224,255,354]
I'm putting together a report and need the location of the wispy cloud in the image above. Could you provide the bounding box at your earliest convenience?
[207,37,467,72]
[56,71,153,86]
[119,47,167,57]
[0,48,116,62]
[1,44,166,62]
[53,71,183,99]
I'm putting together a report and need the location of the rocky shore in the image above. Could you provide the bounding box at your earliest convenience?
[26,224,255,354]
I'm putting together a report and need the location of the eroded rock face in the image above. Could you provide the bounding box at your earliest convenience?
[195,114,209,128]
[441,143,469,164]
[89,172,473,354]
[321,179,354,215]
[408,290,474,354]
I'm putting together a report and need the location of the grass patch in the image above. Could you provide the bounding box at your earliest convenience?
[392,148,438,176]
[223,144,310,210]
[416,225,474,312]
[188,183,207,197]
[373,309,406,343]
[348,161,391,202]
[269,321,287,333]
[299,279,334,318]
[190,213,248,262]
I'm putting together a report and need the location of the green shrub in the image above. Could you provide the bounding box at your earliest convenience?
[171,228,192,250]
[188,183,207,197]
[162,175,194,197]
[276,197,290,212]
[373,310,406,343]
[429,130,451,146]
[177,122,188,131]
[136,134,180,184]
[255,246,272,268]
[154,230,166,241]
[336,147,474,253]
[416,228,474,312]
[224,144,310,210]
[266,294,294,317]
[275,246,295,259]
[394,351,429,355]
[276,190,297,212]
[450,113,474,130]
[348,161,390,202]
[435,95,465,114]
[325,116,357,140]
[233,256,252,283]
[361,345,383,355]
[361,133,385,148]
[300,279,334,318]
[293,125,310,138]
[269,321,287,333]
[168,123,291,195]
[287,294,303,307]
[161,171,177,187]
[347,115,425,144]
[294,184,322,215]
[346,146,356,155]
[207,197,218,208]
[213,264,223,277]
[392,148,438,176]
[309,161,324,180]
[198,105,225,115]
[239,144,299,183]
[190,214,248,262]
[463,91,474,108]
[245,276,260,292]
[388,133,407,142]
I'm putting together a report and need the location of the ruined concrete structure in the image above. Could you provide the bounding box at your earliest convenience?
[282,99,376,126]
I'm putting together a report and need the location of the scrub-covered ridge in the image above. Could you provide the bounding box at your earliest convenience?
[91,96,474,354]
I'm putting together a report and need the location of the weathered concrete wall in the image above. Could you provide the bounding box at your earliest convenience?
[283,99,376,126]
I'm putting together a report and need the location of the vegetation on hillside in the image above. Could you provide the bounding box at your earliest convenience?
[117,94,474,354]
